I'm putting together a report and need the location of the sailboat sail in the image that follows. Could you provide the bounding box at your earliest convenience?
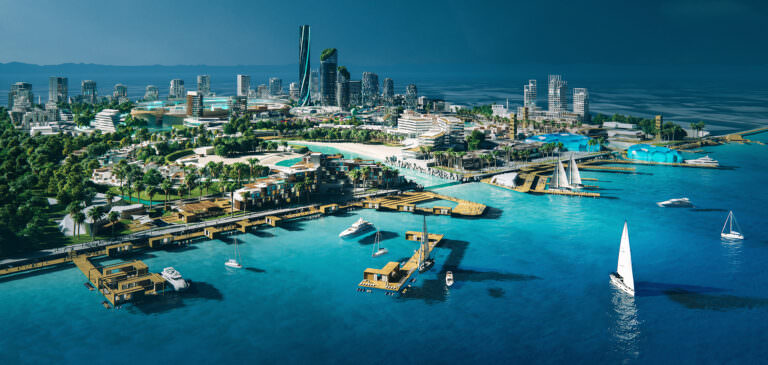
[721,211,744,237]
[568,154,582,186]
[418,216,428,268]
[551,159,571,189]
[616,222,634,292]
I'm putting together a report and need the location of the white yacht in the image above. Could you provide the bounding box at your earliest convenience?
[721,211,744,240]
[445,271,454,287]
[656,197,693,208]
[610,221,635,296]
[685,155,719,167]
[339,218,375,238]
[161,267,190,291]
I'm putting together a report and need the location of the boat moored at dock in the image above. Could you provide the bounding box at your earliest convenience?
[685,155,719,167]
[161,267,190,291]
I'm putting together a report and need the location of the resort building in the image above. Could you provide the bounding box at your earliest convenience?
[176,199,232,223]
[397,110,434,137]
[92,109,120,133]
[186,91,203,117]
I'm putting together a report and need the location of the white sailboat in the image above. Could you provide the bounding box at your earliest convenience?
[371,230,388,257]
[568,153,583,188]
[610,221,635,296]
[418,216,433,272]
[225,237,243,269]
[550,159,571,190]
[721,211,744,240]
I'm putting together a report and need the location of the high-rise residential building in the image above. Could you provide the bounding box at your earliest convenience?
[197,75,211,96]
[348,80,361,106]
[289,82,300,99]
[169,79,185,99]
[9,82,33,110]
[186,91,203,117]
[48,77,68,104]
[237,75,250,97]
[93,109,120,133]
[310,69,320,102]
[144,85,159,101]
[405,84,418,110]
[269,77,282,97]
[548,75,567,116]
[113,84,128,99]
[524,79,537,109]
[257,84,268,99]
[298,25,311,106]
[382,78,394,101]
[361,72,379,106]
[319,48,338,106]
[81,80,98,104]
[336,66,350,109]
[573,88,589,121]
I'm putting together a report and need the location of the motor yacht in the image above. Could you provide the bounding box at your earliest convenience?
[656,197,693,208]
[339,218,375,238]
[161,267,190,291]
[685,155,719,167]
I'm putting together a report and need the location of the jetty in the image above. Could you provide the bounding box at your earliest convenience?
[355,191,486,217]
[358,230,444,292]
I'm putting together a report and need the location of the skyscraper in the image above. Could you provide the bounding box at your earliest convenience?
[113,84,128,99]
[298,25,311,106]
[81,80,98,104]
[382,78,394,100]
[336,66,350,109]
[48,77,68,104]
[169,79,185,99]
[524,79,537,110]
[289,82,300,99]
[9,82,33,110]
[144,85,159,101]
[348,80,361,106]
[573,88,589,121]
[406,84,418,110]
[186,91,203,117]
[237,75,250,97]
[548,75,567,116]
[361,72,379,106]
[319,48,338,106]
[310,70,319,102]
[269,77,282,97]
[197,75,211,96]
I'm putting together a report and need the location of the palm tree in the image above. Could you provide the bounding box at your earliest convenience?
[184,172,198,200]
[247,158,260,182]
[87,206,104,240]
[240,191,249,211]
[105,191,115,207]
[68,202,82,238]
[135,182,145,205]
[161,179,172,211]
[348,169,362,189]
[361,166,371,188]
[227,182,238,215]
[73,212,86,239]
[108,211,120,237]
[201,179,212,199]
[146,186,159,210]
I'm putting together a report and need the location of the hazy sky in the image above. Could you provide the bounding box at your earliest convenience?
[0,0,766,66]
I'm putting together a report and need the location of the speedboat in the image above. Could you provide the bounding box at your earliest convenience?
[685,155,719,167]
[225,259,242,269]
[656,197,693,208]
[445,271,454,287]
[339,218,375,238]
[161,267,190,291]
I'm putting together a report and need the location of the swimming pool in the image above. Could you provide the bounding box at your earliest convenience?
[524,133,599,152]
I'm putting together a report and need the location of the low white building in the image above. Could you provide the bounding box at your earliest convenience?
[92,109,120,133]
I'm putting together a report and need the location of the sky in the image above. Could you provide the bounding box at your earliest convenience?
[0,0,766,66]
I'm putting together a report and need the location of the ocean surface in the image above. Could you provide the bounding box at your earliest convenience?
[2,63,768,133]
[2,133,768,364]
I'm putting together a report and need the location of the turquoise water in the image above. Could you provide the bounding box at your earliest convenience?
[525,133,600,152]
[628,144,684,163]
[2,134,768,363]
[275,157,302,167]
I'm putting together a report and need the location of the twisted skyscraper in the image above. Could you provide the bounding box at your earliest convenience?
[298,25,311,106]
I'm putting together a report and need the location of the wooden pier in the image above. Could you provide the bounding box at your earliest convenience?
[358,231,445,292]
[357,192,486,217]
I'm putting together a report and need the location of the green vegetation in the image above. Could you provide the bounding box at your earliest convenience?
[298,128,404,144]
[320,48,337,61]
[457,104,494,118]
[592,112,691,141]
[165,149,194,162]
[465,130,486,150]
[337,66,350,79]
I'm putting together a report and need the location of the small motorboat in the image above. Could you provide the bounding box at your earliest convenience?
[656,197,693,208]
[445,271,454,287]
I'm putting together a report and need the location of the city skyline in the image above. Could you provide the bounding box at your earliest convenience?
[0,0,766,66]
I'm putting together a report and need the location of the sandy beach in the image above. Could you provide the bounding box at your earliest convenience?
[293,141,404,161]
[180,149,302,168]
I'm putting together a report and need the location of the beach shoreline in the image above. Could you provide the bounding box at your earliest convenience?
[290,141,404,161]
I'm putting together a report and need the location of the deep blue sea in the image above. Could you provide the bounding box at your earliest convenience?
[2,133,768,364]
